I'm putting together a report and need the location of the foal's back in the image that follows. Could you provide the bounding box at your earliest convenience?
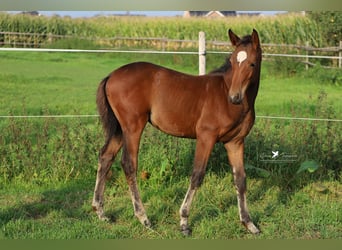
[106,61,234,138]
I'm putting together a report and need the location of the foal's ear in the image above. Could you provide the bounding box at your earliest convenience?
[251,29,260,50]
[228,29,240,46]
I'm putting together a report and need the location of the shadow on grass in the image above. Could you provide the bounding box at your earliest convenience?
[178,140,339,232]
[0,178,94,226]
[1,138,335,238]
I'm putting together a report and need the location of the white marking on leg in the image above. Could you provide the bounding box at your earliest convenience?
[179,188,196,232]
[237,194,243,221]
[92,163,110,221]
[236,191,260,234]
[246,221,260,234]
[236,192,248,221]
[128,184,151,228]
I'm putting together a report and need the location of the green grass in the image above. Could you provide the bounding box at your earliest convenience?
[1,52,341,116]
[0,51,341,239]
[0,52,198,116]
[257,75,342,116]
[1,172,341,239]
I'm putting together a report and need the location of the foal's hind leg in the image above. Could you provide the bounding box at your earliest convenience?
[92,136,122,221]
[224,141,260,234]
[121,129,151,228]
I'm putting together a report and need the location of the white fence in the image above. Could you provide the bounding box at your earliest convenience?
[1,114,341,123]
[1,31,342,69]
[0,32,341,122]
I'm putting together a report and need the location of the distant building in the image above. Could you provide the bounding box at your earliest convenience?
[237,12,261,17]
[183,11,237,18]
[20,11,40,16]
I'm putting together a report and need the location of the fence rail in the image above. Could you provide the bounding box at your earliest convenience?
[1,114,341,122]
[1,31,341,51]
[1,31,341,68]
[0,31,341,122]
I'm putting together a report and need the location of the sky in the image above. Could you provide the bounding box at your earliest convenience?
[17,11,287,18]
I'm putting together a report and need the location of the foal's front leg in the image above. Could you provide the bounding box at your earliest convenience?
[224,140,260,234]
[179,135,216,235]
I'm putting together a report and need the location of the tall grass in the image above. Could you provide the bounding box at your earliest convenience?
[0,12,323,47]
[1,90,340,186]
[248,91,342,182]
[0,117,100,185]
[0,51,340,185]
[0,51,340,239]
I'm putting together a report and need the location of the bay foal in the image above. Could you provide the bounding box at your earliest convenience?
[92,29,262,235]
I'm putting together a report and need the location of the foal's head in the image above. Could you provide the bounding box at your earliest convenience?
[227,29,262,104]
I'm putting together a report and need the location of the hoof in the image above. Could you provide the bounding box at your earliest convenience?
[98,214,110,222]
[143,219,152,228]
[92,205,110,222]
[94,212,111,222]
[243,221,260,234]
[180,225,192,236]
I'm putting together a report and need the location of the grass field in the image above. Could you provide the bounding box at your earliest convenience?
[1,51,341,116]
[0,51,341,239]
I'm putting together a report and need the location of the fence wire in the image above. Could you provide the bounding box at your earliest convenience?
[0,47,340,60]
[1,46,341,123]
[0,114,341,122]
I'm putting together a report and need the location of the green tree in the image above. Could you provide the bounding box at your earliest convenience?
[307,11,342,46]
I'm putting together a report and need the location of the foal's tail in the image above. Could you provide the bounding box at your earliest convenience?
[96,76,121,140]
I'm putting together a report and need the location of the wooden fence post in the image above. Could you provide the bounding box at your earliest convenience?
[199,31,206,75]
[305,41,309,70]
[339,41,342,69]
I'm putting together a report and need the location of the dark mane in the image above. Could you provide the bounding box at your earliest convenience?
[238,35,252,46]
[209,35,252,75]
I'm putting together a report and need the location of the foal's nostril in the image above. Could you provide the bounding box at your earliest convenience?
[230,94,242,104]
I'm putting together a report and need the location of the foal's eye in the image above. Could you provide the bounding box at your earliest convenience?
[250,63,256,68]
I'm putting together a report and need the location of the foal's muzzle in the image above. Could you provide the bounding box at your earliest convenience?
[229,93,243,104]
